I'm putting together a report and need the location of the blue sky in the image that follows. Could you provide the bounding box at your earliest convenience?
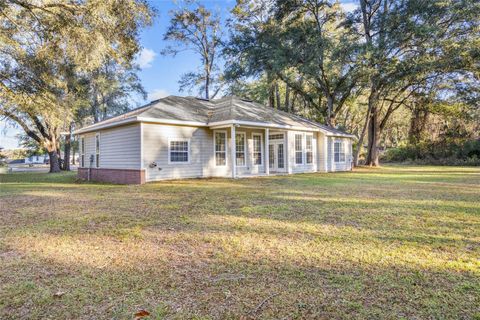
[0,0,357,149]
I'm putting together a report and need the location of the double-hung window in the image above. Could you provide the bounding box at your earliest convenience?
[80,137,85,167]
[295,134,303,164]
[169,139,189,163]
[235,132,246,166]
[252,133,263,165]
[214,131,227,166]
[306,135,313,164]
[334,141,345,163]
[95,133,100,168]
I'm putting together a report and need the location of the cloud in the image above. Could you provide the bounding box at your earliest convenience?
[340,2,358,12]
[136,48,156,69]
[147,89,169,101]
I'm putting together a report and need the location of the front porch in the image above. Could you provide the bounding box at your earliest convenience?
[209,124,322,179]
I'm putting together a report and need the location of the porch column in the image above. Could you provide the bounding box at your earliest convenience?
[231,125,236,178]
[324,135,329,172]
[265,128,269,175]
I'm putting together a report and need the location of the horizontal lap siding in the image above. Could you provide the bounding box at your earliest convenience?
[79,125,141,169]
[100,125,141,169]
[81,133,96,168]
[143,123,208,181]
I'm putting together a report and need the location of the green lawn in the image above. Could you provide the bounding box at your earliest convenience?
[0,166,479,319]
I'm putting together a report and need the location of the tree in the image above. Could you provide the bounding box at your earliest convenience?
[354,0,479,166]
[0,0,153,172]
[226,0,361,125]
[163,1,224,99]
[86,59,146,123]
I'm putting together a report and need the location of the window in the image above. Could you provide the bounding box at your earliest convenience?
[334,141,346,163]
[81,137,85,167]
[169,139,189,163]
[95,133,100,168]
[214,131,227,166]
[295,134,303,164]
[236,132,246,166]
[269,133,284,140]
[306,135,313,164]
[252,133,263,165]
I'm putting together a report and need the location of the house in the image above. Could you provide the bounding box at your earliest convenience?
[75,96,356,184]
[24,154,47,165]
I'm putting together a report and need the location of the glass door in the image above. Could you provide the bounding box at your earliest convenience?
[269,144,275,169]
[268,142,286,172]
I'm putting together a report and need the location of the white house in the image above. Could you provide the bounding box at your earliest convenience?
[24,155,47,165]
[75,96,356,184]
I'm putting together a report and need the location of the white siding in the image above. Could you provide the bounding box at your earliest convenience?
[79,124,141,169]
[288,130,317,174]
[143,123,209,181]
[329,137,353,172]
[317,132,328,172]
[203,128,267,178]
[80,121,353,180]
[81,132,96,168]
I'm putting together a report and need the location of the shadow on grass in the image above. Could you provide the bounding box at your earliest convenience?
[1,166,479,319]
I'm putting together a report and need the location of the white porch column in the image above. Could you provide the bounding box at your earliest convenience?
[231,125,236,178]
[265,128,269,175]
[324,135,329,172]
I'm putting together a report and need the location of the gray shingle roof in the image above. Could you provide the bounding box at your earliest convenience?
[76,95,356,138]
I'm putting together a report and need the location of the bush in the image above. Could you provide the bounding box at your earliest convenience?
[382,139,480,166]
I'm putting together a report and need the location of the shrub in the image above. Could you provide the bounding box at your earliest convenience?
[382,139,480,166]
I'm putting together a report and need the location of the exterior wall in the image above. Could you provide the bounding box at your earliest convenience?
[142,123,208,181]
[287,130,318,174]
[317,132,328,172]
[78,168,145,184]
[142,124,267,181]
[79,124,141,169]
[78,122,354,184]
[328,137,353,172]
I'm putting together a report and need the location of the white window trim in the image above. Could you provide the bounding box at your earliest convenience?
[80,136,85,168]
[235,131,247,167]
[306,134,314,165]
[252,132,263,166]
[168,137,191,164]
[294,133,304,165]
[95,133,100,168]
[334,140,346,163]
[214,130,227,167]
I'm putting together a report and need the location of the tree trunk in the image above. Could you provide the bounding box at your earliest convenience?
[48,151,61,173]
[408,107,429,144]
[63,125,72,171]
[365,108,381,166]
[285,85,290,112]
[268,83,275,109]
[275,83,281,110]
[326,94,334,126]
[205,73,210,99]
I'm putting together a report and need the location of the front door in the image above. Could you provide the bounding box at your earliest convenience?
[269,141,286,172]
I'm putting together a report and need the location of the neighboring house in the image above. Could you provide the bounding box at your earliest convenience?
[75,96,356,184]
[7,159,25,165]
[24,155,47,165]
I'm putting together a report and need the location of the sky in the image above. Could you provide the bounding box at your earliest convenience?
[0,0,358,150]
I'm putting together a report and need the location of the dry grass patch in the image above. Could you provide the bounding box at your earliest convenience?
[0,166,479,319]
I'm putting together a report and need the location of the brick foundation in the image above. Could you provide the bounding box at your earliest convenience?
[78,168,146,184]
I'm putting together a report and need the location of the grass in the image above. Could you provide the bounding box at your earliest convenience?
[0,165,479,319]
